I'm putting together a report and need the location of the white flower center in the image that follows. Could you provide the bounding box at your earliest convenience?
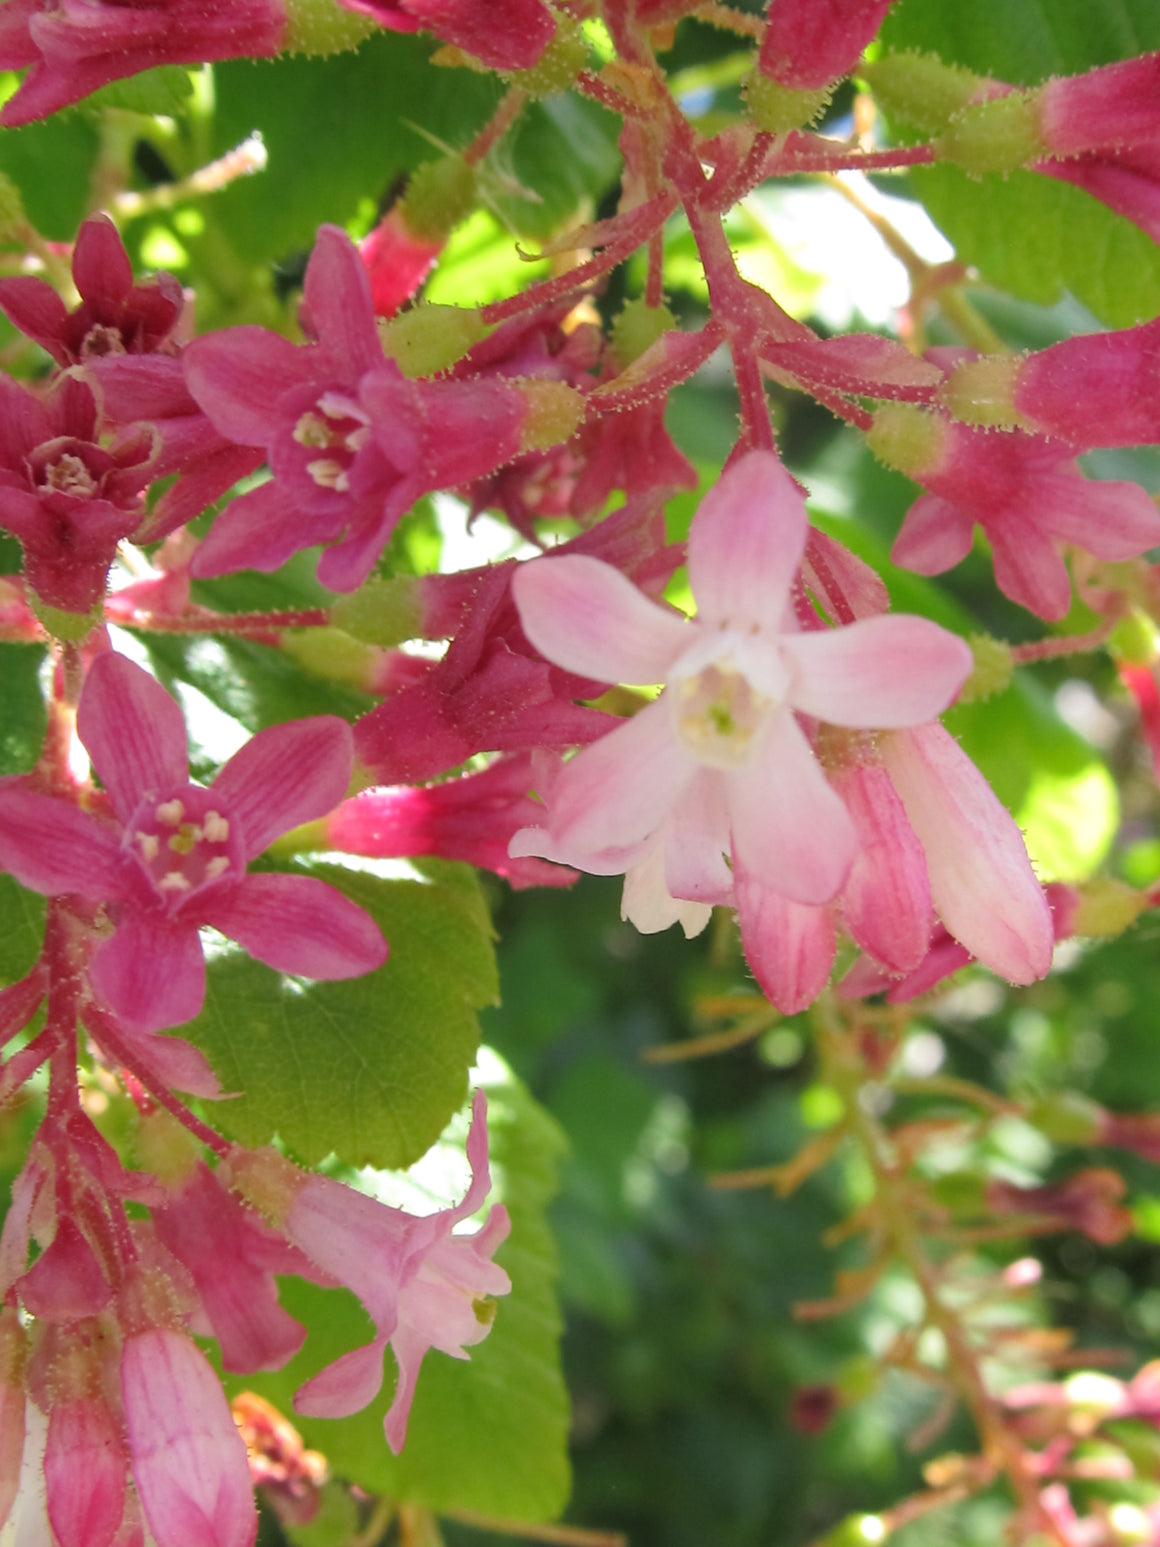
[125,788,241,914]
[293,391,371,493]
[672,660,773,769]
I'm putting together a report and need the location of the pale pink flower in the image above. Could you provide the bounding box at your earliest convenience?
[121,1326,257,1547]
[510,450,972,925]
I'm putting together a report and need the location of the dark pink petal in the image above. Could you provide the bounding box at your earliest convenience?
[892,493,975,575]
[122,1328,257,1547]
[783,616,971,727]
[45,1401,126,1547]
[513,553,689,685]
[78,654,188,823]
[302,226,382,376]
[19,1217,111,1319]
[212,717,353,860]
[204,873,387,980]
[191,480,339,579]
[1037,472,1160,558]
[688,451,806,630]
[0,274,70,360]
[294,1337,389,1420]
[92,1010,224,1100]
[89,910,206,1034]
[183,326,311,446]
[988,523,1073,621]
[0,787,124,899]
[834,761,932,974]
[72,215,133,312]
[735,874,835,1015]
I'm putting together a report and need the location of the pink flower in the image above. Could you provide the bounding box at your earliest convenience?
[358,206,444,318]
[0,652,387,1033]
[335,0,555,70]
[184,225,532,591]
[510,450,972,927]
[757,0,895,92]
[226,1090,511,1454]
[122,1326,257,1547]
[874,406,1160,620]
[0,0,285,127]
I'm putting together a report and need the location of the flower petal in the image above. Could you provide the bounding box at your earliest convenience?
[294,1338,388,1421]
[89,910,206,1034]
[0,786,124,898]
[122,1328,257,1547]
[204,873,387,981]
[880,723,1054,984]
[726,709,856,905]
[687,451,806,629]
[45,1400,126,1547]
[183,325,310,446]
[211,717,354,860]
[301,225,382,377]
[989,522,1072,621]
[735,874,835,1015]
[783,616,971,727]
[78,654,188,823]
[834,760,932,973]
[892,493,974,575]
[513,553,689,685]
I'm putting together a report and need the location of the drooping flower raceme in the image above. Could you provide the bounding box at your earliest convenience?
[510,450,974,939]
[0,652,387,1034]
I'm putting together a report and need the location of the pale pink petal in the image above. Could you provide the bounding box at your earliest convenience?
[892,493,974,575]
[89,911,206,1034]
[989,524,1073,621]
[512,554,690,685]
[547,701,695,859]
[726,710,856,905]
[44,1400,125,1547]
[783,616,971,727]
[1037,473,1160,559]
[211,718,354,860]
[735,873,835,1014]
[663,770,733,904]
[622,848,714,936]
[0,1337,22,1533]
[880,724,1054,984]
[688,450,806,629]
[122,1328,257,1547]
[294,1338,389,1420]
[203,873,387,980]
[0,787,124,898]
[78,655,189,823]
[382,1323,429,1455]
[448,1089,496,1225]
[834,761,932,973]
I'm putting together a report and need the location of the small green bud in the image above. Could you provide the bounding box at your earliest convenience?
[517,378,585,451]
[865,403,944,475]
[1073,877,1150,939]
[330,578,423,648]
[28,592,103,642]
[745,71,831,133]
[282,0,375,55]
[939,91,1044,177]
[835,1355,880,1404]
[511,17,588,97]
[929,1172,987,1214]
[940,355,1026,431]
[399,157,478,244]
[958,634,1014,704]
[611,298,677,369]
[1026,1090,1103,1146]
[859,52,985,133]
[380,304,490,378]
[1109,610,1160,667]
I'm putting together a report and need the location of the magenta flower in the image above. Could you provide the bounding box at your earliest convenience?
[0,652,387,1034]
[0,214,185,367]
[0,0,285,127]
[757,0,895,92]
[121,1326,257,1547]
[184,225,531,591]
[509,450,972,921]
[0,371,156,612]
[226,1090,511,1454]
[336,0,555,71]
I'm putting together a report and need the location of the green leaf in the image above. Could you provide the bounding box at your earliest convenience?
[0,644,46,777]
[0,876,45,986]
[185,860,497,1168]
[82,66,195,115]
[495,93,622,239]
[0,115,99,239]
[224,1055,571,1521]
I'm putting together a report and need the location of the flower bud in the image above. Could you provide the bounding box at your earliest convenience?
[859,52,989,133]
[511,15,588,96]
[865,402,946,474]
[380,303,491,378]
[284,0,375,53]
[939,92,1045,176]
[517,378,586,451]
[399,156,478,243]
[958,634,1014,704]
[611,298,678,369]
[938,355,1026,431]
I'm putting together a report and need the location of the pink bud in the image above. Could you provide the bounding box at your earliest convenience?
[758,0,894,91]
[122,1328,257,1547]
[44,1399,127,1547]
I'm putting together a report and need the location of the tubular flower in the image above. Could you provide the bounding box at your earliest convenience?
[509,450,972,942]
[0,653,387,1034]
[334,0,555,71]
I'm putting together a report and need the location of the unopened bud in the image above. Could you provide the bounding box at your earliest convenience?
[512,16,587,96]
[1110,611,1160,668]
[1026,1090,1103,1146]
[958,634,1014,703]
[939,355,1026,431]
[859,52,986,133]
[865,402,945,475]
[939,91,1045,176]
[224,1145,302,1227]
[746,72,831,132]
[283,0,375,55]
[380,304,490,378]
[330,577,423,647]
[611,298,677,368]
[517,378,585,451]
[399,157,478,244]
